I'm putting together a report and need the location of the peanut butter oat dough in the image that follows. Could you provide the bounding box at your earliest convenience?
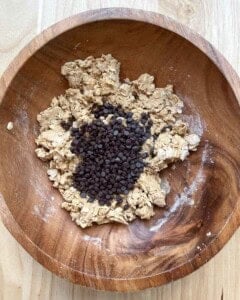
[35,54,200,228]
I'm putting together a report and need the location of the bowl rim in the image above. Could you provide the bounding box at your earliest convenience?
[0,7,240,292]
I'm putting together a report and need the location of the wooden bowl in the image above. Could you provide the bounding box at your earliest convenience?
[0,8,240,291]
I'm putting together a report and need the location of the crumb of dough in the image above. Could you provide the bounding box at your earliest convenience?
[7,122,13,130]
[35,54,200,228]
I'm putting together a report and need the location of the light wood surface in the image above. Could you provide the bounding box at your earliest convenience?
[0,1,240,299]
[1,8,240,292]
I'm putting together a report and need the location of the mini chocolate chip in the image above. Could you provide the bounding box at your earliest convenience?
[70,103,153,205]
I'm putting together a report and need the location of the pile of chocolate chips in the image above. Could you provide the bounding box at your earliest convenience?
[61,103,152,206]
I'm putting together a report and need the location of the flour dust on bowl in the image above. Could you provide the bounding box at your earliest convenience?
[0,8,240,292]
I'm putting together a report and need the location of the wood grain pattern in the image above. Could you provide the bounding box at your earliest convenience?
[0,1,240,299]
[0,8,240,293]
[0,1,39,75]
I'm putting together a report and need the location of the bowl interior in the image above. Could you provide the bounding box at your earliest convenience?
[0,19,240,289]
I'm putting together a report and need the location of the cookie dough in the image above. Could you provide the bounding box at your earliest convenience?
[35,54,200,228]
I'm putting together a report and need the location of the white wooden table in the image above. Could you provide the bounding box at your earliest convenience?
[0,1,240,299]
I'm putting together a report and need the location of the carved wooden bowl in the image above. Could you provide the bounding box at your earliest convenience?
[0,9,240,291]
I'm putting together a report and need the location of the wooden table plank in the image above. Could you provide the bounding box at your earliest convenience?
[0,1,239,299]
